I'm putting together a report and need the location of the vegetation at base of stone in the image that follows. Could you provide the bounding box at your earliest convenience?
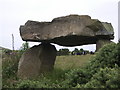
[2,50,22,88]
[15,69,71,88]
[2,42,29,88]
[2,43,120,88]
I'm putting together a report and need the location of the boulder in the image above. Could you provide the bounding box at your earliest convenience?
[18,43,57,79]
[20,14,114,46]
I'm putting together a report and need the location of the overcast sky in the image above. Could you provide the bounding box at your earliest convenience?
[0,0,119,51]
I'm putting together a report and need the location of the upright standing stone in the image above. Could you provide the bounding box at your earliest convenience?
[96,39,113,51]
[18,43,57,79]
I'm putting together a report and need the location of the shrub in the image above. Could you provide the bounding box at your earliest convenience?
[16,80,40,88]
[86,43,119,74]
[57,48,70,56]
[2,50,23,88]
[65,43,120,88]
[83,65,120,88]
[64,68,91,87]
[19,42,29,51]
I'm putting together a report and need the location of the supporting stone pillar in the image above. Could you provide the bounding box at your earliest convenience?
[96,39,112,51]
[18,43,57,79]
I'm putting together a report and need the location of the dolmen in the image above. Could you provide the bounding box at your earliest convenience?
[18,14,114,79]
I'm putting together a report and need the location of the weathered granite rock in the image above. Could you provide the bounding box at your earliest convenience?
[18,43,57,79]
[20,15,114,46]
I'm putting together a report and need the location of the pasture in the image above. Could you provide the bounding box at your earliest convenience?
[55,54,93,70]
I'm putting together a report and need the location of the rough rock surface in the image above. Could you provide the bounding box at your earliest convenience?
[20,15,114,46]
[96,39,113,51]
[18,43,57,79]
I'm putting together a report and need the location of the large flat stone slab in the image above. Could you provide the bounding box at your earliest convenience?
[20,15,114,46]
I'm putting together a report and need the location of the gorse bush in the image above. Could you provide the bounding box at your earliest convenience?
[64,43,120,88]
[83,65,120,88]
[65,68,91,87]
[85,43,119,74]
[16,80,39,88]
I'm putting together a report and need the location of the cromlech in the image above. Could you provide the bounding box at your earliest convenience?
[18,14,114,79]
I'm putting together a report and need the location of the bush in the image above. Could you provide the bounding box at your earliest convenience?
[84,65,120,88]
[2,50,23,88]
[57,48,70,56]
[65,43,120,88]
[16,80,40,88]
[64,68,91,87]
[86,43,119,74]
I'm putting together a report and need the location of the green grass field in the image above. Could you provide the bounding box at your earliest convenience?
[55,54,94,70]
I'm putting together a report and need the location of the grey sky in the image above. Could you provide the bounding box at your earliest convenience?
[0,0,119,51]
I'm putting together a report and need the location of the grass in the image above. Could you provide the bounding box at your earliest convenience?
[55,54,94,70]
